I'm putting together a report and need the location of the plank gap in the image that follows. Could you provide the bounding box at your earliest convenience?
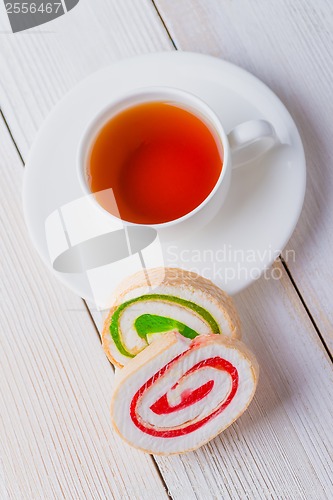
[0,108,24,164]
[82,299,106,344]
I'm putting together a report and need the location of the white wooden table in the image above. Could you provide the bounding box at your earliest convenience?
[0,1,332,498]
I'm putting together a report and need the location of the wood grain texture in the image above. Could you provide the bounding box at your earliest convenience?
[0,116,167,499]
[0,0,332,498]
[154,0,333,354]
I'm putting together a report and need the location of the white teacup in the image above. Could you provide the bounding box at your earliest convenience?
[77,87,277,241]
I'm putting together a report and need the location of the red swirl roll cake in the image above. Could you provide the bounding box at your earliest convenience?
[111,331,258,455]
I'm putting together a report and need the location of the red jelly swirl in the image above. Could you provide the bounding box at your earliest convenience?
[130,346,239,438]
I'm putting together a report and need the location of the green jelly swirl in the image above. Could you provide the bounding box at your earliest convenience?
[110,294,220,358]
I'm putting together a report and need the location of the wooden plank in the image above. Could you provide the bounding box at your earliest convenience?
[0,116,168,499]
[154,0,333,354]
[0,0,332,498]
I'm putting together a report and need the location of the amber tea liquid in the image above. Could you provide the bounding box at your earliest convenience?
[88,102,223,224]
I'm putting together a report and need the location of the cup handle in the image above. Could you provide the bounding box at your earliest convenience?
[228,119,277,168]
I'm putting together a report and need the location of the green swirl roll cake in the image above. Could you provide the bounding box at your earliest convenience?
[102,268,241,367]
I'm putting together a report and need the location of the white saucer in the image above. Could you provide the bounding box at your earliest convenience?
[23,52,305,304]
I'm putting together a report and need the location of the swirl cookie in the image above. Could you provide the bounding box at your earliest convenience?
[111,331,258,455]
[102,268,241,367]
